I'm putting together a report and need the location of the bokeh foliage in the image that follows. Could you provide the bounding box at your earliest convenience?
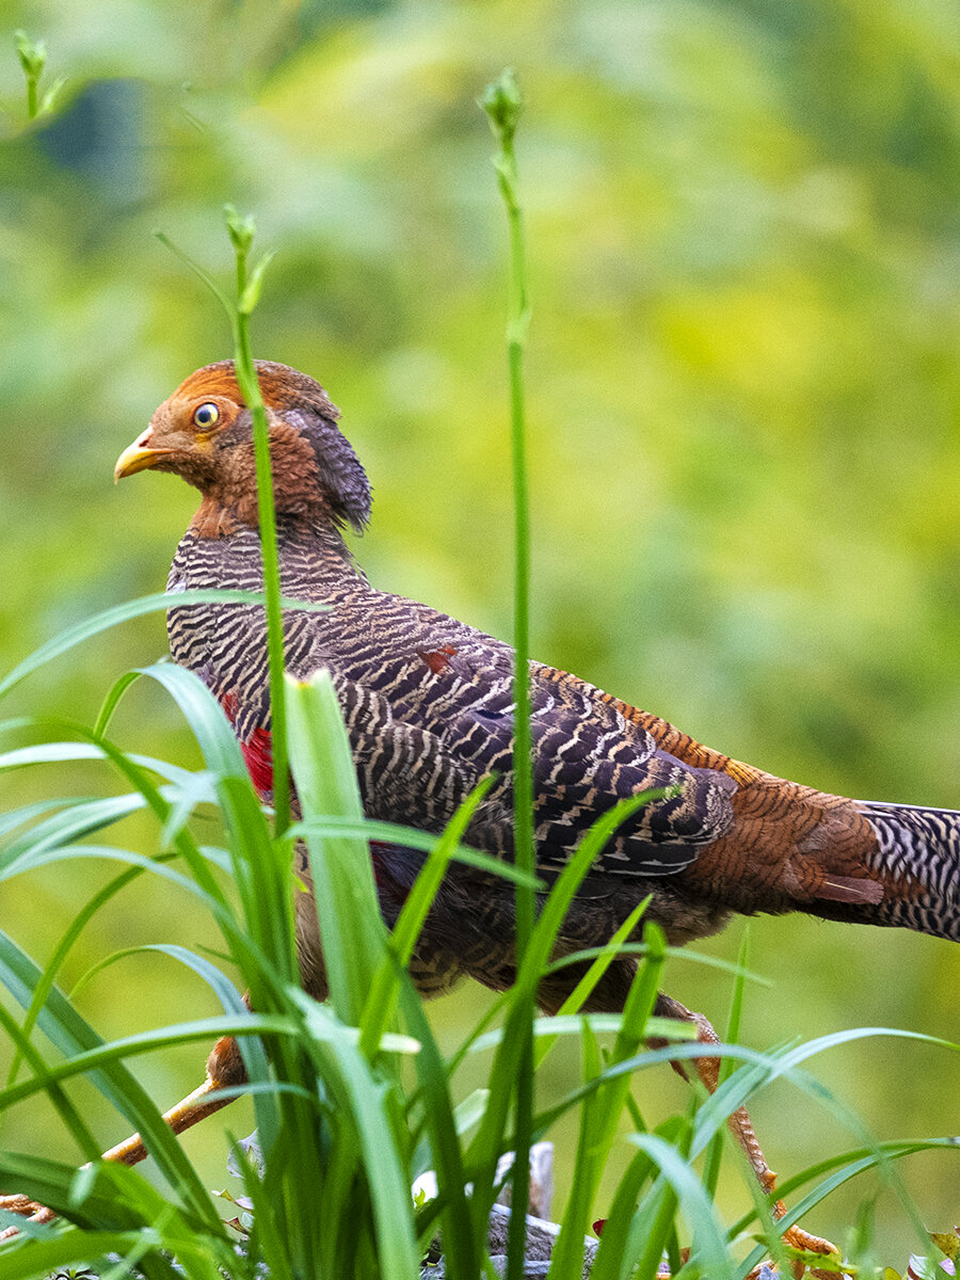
[1,0,958,1259]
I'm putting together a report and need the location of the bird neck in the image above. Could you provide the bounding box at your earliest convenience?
[187,501,366,591]
[278,515,365,584]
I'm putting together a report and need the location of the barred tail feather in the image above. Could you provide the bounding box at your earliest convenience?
[858,801,960,941]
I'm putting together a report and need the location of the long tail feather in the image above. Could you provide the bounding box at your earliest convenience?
[857,801,960,941]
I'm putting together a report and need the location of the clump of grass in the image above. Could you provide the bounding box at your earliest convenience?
[0,66,957,1280]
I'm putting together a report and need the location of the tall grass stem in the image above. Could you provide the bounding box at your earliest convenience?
[481,68,535,1280]
[224,207,290,839]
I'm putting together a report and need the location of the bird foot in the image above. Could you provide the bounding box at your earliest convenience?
[0,1194,55,1241]
[760,1168,841,1265]
[779,1217,838,1258]
[773,1199,844,1277]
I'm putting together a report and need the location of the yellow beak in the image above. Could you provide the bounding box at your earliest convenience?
[114,431,172,482]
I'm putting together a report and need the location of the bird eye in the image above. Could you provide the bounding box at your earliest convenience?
[193,402,220,429]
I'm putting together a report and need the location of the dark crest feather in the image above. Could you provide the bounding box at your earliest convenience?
[204,359,372,533]
[255,361,372,534]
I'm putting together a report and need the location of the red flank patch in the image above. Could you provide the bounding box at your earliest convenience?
[241,726,274,798]
[417,644,458,675]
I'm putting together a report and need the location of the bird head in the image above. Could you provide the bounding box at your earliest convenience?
[114,360,371,535]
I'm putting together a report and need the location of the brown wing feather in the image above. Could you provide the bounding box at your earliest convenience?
[603,696,883,910]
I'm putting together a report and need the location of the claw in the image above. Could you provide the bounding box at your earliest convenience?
[0,1196,56,1242]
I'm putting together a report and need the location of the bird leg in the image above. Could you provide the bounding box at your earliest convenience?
[0,1033,246,1237]
[655,994,838,1262]
[103,1033,247,1166]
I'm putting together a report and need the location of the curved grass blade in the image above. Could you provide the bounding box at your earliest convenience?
[0,797,82,840]
[0,1227,155,1280]
[692,1024,959,1177]
[470,1013,696,1055]
[545,941,771,985]
[546,924,668,1280]
[94,669,144,738]
[627,1131,732,1280]
[0,589,327,700]
[0,1000,102,1162]
[227,231,290,839]
[69,943,247,1012]
[731,1141,953,1280]
[359,774,494,1059]
[6,863,146,1088]
[0,794,149,867]
[547,1016,603,1280]
[0,590,313,701]
[0,710,230,907]
[289,816,541,888]
[0,843,227,899]
[534,895,651,1071]
[134,662,296,992]
[589,1140,659,1280]
[0,928,224,1226]
[0,740,204,790]
[0,1011,296,1114]
[465,789,671,1230]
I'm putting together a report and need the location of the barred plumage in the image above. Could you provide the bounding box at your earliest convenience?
[88,357,960,1261]
[144,361,960,976]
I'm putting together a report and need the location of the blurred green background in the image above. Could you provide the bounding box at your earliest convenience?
[1,0,959,1262]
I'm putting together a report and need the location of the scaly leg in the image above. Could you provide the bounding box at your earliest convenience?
[656,993,838,1262]
[0,1034,247,1238]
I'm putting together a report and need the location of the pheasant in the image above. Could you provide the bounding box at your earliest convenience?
[5,360,958,1254]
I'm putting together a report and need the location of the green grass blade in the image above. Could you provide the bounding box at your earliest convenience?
[228,1136,295,1280]
[769,1135,960,1210]
[0,797,78,839]
[384,775,495,970]
[546,1017,604,1280]
[359,775,494,1060]
[133,662,296,991]
[287,670,388,1027]
[589,1143,659,1280]
[68,943,248,1012]
[471,1013,695,1055]
[0,843,226,900]
[703,923,750,1203]
[535,896,651,1065]
[463,791,670,1242]
[525,790,672,984]
[294,995,421,1280]
[545,941,771,985]
[290,816,542,888]
[0,1229,154,1280]
[0,794,148,866]
[631,1126,735,1280]
[0,1000,101,1161]
[0,1010,295,1113]
[0,739,206,790]
[482,72,535,1280]
[94,669,144,737]
[400,978,480,1280]
[0,589,321,701]
[6,863,144,1088]
[0,713,229,910]
[0,928,224,1226]
[545,924,667,1280]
